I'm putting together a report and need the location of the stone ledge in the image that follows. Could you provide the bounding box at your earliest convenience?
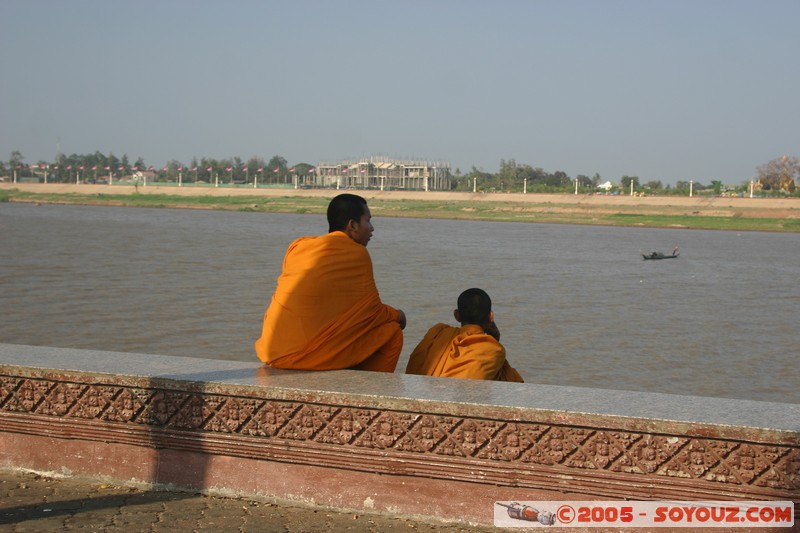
[1,344,798,526]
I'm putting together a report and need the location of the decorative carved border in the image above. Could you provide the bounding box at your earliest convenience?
[1,373,798,503]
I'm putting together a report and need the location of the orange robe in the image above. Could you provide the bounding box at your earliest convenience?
[405,323,523,382]
[255,231,402,372]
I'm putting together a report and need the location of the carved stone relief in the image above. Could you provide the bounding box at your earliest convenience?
[1,375,798,493]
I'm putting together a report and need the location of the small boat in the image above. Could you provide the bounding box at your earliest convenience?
[642,247,679,260]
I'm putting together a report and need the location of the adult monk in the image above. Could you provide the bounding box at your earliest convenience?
[405,288,523,382]
[255,193,406,372]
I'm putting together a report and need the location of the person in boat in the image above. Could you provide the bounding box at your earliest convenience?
[255,193,406,372]
[405,288,523,382]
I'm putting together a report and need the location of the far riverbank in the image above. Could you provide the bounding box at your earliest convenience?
[2,183,799,232]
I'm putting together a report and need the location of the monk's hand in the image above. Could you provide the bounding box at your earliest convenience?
[397,309,407,330]
[485,321,500,341]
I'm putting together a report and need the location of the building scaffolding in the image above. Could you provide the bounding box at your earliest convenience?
[311,156,451,191]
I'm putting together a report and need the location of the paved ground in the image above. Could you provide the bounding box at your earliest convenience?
[0,470,501,533]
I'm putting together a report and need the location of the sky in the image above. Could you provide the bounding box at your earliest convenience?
[2,0,799,186]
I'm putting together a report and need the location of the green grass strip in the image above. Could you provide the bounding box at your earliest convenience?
[3,189,798,233]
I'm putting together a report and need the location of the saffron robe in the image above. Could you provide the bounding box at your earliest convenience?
[405,323,523,382]
[255,231,402,372]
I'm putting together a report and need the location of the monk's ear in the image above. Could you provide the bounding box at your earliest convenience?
[344,219,358,237]
[488,310,494,323]
[453,309,461,322]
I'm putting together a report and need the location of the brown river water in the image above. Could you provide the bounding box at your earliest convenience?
[1,203,798,403]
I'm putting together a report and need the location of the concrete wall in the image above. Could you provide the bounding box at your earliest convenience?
[0,344,797,527]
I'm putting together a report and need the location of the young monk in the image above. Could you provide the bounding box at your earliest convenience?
[255,193,406,372]
[405,288,523,382]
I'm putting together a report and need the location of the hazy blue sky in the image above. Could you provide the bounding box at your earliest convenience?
[2,1,798,185]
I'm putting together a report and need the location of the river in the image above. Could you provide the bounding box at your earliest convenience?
[1,203,797,403]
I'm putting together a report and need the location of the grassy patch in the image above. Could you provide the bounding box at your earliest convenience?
[3,189,798,233]
[606,213,795,232]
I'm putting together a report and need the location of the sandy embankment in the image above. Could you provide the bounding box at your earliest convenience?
[2,182,798,218]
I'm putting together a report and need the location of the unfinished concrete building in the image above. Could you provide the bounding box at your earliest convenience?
[311,157,451,191]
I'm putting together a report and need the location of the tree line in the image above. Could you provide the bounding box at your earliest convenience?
[452,159,710,195]
[2,151,315,184]
[3,150,798,195]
